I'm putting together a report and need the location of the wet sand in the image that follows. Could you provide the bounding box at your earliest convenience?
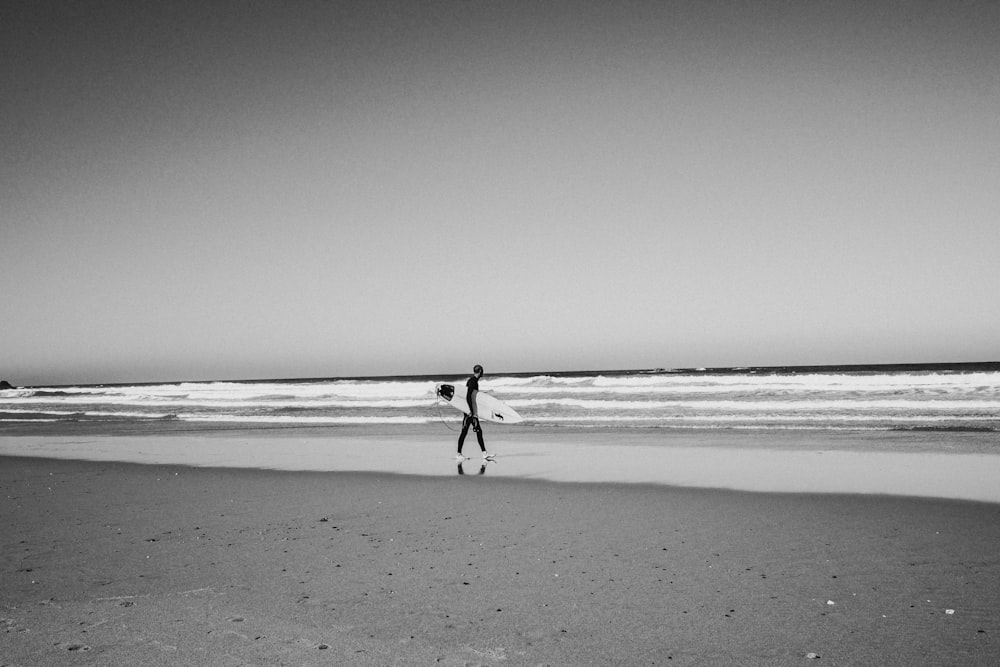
[2,455,998,665]
[2,428,1000,503]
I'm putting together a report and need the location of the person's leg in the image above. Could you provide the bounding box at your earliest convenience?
[457,415,471,455]
[474,421,486,452]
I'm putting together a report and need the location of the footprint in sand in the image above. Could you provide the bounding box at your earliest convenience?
[55,642,92,652]
[3,618,29,634]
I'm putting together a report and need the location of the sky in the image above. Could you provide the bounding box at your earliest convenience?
[3,0,999,385]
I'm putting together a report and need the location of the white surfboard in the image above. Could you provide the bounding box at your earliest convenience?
[435,383,524,424]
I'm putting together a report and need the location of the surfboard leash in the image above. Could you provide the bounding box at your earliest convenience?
[435,398,461,431]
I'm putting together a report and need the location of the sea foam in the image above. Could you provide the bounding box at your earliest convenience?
[3,366,999,432]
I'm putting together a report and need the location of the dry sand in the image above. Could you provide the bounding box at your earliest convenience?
[2,455,998,665]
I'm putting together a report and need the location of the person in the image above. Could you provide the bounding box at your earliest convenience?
[457,364,493,460]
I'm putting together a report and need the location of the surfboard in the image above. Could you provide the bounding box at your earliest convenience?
[436,383,524,424]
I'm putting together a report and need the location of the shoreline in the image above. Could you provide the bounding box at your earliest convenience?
[3,428,1000,504]
[2,456,998,665]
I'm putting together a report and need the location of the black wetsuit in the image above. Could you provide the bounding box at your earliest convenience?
[457,374,485,454]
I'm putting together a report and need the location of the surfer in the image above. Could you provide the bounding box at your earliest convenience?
[457,364,493,460]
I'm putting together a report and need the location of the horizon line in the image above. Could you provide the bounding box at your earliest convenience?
[7,360,1000,389]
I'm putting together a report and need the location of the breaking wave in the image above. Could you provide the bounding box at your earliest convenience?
[3,366,999,432]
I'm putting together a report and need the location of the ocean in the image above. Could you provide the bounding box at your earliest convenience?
[3,362,999,435]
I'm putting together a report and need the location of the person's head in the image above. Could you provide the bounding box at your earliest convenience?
[473,364,484,378]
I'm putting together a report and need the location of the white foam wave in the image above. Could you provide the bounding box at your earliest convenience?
[0,390,35,398]
[84,411,173,419]
[4,370,998,432]
[486,375,595,387]
[539,414,995,423]
[511,373,1000,393]
[507,398,1000,411]
[1,408,172,419]
[179,415,433,424]
[5,380,440,403]
[6,372,998,406]
[1,396,436,409]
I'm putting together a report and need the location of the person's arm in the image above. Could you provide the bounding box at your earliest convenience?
[466,380,478,418]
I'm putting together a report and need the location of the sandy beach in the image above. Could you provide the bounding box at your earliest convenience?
[2,449,998,665]
[7,0,1000,662]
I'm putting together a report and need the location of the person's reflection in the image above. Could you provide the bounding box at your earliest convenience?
[457,461,488,475]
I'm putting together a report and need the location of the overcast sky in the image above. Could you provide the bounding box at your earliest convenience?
[3,1,999,385]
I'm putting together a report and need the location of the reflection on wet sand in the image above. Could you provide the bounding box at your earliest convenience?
[2,429,999,504]
[457,461,488,475]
